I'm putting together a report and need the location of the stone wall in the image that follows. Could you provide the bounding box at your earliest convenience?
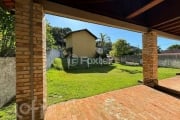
[0,57,16,108]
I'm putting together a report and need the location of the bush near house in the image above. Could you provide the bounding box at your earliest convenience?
[52,58,64,70]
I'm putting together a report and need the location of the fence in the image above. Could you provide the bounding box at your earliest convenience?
[120,54,180,68]
[46,49,62,69]
[0,57,15,108]
[158,54,180,68]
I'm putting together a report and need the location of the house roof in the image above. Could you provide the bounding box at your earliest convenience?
[64,29,97,39]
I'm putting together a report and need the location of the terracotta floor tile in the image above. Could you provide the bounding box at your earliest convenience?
[45,77,180,120]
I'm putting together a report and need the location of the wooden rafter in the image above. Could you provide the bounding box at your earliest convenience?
[168,28,180,33]
[152,17,180,28]
[163,25,180,31]
[126,0,164,19]
[154,20,180,29]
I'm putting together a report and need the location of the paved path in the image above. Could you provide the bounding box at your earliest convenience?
[45,85,180,120]
[159,76,180,92]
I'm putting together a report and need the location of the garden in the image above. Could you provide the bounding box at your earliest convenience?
[1,60,179,119]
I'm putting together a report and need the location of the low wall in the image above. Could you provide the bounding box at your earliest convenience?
[0,57,16,108]
[158,54,180,68]
[46,49,61,69]
[120,54,180,68]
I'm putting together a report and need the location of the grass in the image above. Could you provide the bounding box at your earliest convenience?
[47,63,180,105]
[0,102,16,120]
[0,63,179,119]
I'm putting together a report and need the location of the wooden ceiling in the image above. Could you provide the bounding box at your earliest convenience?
[1,0,180,37]
[49,0,180,36]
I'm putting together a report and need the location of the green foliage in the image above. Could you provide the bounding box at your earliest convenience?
[47,64,179,105]
[110,39,131,57]
[0,102,16,120]
[46,21,72,49]
[0,65,178,118]
[157,46,162,53]
[46,22,56,50]
[128,46,142,55]
[52,58,64,70]
[0,7,15,57]
[96,33,112,56]
[167,44,180,50]
[51,27,71,48]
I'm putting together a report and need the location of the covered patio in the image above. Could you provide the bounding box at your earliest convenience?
[1,0,180,119]
[45,78,180,120]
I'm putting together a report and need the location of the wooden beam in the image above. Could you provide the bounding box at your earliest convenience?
[152,17,180,28]
[153,20,180,29]
[126,0,164,19]
[43,0,148,33]
[153,29,180,40]
[43,0,180,41]
[168,28,180,33]
[148,0,180,26]
[173,31,180,35]
[162,25,180,31]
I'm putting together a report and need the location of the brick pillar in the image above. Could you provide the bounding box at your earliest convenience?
[15,0,46,119]
[142,31,158,87]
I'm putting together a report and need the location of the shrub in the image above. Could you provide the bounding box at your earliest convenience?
[52,58,63,70]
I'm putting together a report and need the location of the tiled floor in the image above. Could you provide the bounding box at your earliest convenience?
[159,76,180,92]
[45,84,180,120]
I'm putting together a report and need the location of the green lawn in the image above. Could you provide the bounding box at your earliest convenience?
[47,63,179,105]
[0,102,16,120]
[0,63,179,119]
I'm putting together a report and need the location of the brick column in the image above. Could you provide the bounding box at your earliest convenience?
[15,0,46,119]
[142,31,158,87]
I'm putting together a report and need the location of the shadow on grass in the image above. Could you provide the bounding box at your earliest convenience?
[119,68,142,74]
[60,58,116,73]
[64,65,116,73]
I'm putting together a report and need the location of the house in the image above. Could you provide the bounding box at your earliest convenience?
[64,29,97,57]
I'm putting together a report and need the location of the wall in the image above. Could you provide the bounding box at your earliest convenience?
[120,54,180,68]
[66,35,72,48]
[0,48,60,108]
[158,54,180,68]
[46,49,61,69]
[72,31,96,57]
[0,57,15,108]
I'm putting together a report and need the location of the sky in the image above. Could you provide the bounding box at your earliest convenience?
[45,14,180,50]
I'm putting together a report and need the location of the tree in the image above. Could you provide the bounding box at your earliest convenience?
[157,46,162,53]
[110,39,130,57]
[51,27,71,48]
[0,7,15,57]
[128,46,142,55]
[46,22,56,50]
[96,33,112,56]
[167,44,180,50]
[104,41,112,54]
